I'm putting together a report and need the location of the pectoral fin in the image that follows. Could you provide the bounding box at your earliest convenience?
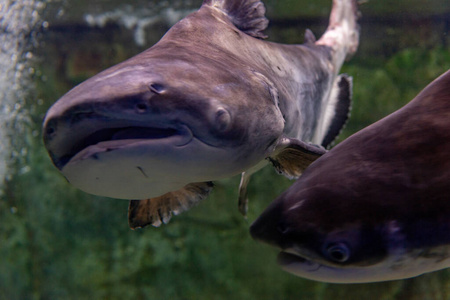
[128,182,214,229]
[267,136,327,179]
[237,160,269,217]
[238,171,252,217]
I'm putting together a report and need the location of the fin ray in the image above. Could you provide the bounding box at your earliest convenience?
[268,137,327,179]
[321,74,352,148]
[203,0,268,38]
[128,182,214,229]
[238,172,252,217]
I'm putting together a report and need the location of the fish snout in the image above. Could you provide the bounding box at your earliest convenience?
[43,117,62,166]
[250,201,291,249]
[43,101,96,148]
[43,117,57,142]
[44,102,94,134]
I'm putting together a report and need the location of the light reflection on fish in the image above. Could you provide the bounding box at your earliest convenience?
[42,0,360,228]
[250,70,450,283]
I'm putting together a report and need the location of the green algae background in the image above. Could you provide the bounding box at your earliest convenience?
[1,0,450,299]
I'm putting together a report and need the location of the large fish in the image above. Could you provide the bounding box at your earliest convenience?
[250,70,450,283]
[43,0,360,228]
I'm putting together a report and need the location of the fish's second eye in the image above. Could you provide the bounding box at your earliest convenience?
[325,242,350,263]
[149,83,165,94]
[214,107,231,132]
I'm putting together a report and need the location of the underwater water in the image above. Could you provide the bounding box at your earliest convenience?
[1,0,449,299]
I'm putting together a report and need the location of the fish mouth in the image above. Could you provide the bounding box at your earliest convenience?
[52,124,193,170]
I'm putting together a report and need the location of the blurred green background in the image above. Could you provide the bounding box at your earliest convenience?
[1,0,449,299]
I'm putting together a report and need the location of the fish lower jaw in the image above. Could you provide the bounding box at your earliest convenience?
[277,248,450,283]
[277,251,322,272]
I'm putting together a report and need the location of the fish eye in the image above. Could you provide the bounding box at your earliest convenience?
[276,221,289,234]
[324,242,350,263]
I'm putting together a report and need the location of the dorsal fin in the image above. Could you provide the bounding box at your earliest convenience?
[304,29,317,44]
[202,0,269,39]
[321,74,352,148]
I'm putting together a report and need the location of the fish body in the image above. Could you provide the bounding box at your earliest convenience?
[250,70,450,283]
[43,0,360,227]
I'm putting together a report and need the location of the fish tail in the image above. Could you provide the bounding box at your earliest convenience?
[316,0,361,69]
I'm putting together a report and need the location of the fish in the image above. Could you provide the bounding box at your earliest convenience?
[250,70,450,283]
[42,0,360,228]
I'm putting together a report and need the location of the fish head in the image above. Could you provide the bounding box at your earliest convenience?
[43,51,284,199]
[249,175,418,283]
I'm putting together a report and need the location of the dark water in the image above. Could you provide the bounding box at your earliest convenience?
[1,0,449,299]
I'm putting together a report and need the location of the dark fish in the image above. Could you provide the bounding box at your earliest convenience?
[43,0,360,228]
[250,70,450,283]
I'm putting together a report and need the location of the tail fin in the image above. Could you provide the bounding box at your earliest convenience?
[316,0,361,70]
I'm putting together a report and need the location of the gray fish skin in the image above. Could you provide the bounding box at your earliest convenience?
[42,0,359,227]
[250,70,450,283]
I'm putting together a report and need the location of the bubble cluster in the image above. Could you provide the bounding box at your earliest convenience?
[0,0,46,194]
